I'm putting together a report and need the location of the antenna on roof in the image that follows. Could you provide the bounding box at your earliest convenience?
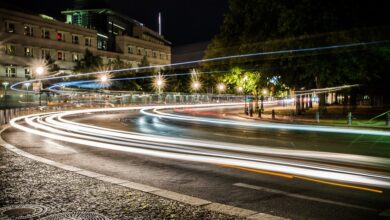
[158,12,162,35]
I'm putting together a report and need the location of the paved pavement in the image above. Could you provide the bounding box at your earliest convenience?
[0,146,242,220]
[2,105,390,220]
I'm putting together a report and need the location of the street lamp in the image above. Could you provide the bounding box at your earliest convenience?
[217,83,225,102]
[35,66,44,106]
[192,81,201,102]
[243,75,248,115]
[2,81,9,109]
[100,75,108,83]
[24,82,31,104]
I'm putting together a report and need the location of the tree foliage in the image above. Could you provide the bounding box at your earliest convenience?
[204,0,390,103]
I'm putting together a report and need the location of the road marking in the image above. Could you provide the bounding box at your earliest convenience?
[234,183,378,212]
[219,164,383,193]
[295,176,383,194]
[216,164,293,179]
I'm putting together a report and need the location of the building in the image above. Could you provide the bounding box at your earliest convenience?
[0,4,171,83]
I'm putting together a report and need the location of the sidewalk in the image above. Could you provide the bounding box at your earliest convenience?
[0,146,242,220]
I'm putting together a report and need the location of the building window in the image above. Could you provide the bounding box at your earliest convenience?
[6,22,15,33]
[72,53,79,61]
[127,46,133,54]
[24,25,34,36]
[57,51,64,60]
[85,37,92,46]
[72,35,79,44]
[5,45,15,55]
[5,67,16,77]
[153,51,157,58]
[24,47,33,57]
[57,32,64,41]
[41,49,50,59]
[137,48,141,55]
[25,68,31,78]
[97,39,107,50]
[42,29,50,39]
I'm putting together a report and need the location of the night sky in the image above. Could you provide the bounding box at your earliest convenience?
[2,0,228,46]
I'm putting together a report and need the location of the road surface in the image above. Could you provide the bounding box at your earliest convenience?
[3,104,390,219]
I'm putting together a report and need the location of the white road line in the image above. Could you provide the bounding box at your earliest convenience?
[234,183,378,212]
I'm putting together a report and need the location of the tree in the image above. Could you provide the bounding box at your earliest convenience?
[204,0,390,109]
[74,49,102,73]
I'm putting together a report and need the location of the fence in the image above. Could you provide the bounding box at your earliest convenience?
[0,93,245,126]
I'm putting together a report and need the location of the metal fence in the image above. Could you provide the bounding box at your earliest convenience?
[0,93,245,126]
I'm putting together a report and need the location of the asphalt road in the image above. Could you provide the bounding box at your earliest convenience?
[2,106,390,219]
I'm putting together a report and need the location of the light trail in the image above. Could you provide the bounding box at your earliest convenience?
[10,39,390,92]
[140,105,390,136]
[9,103,390,190]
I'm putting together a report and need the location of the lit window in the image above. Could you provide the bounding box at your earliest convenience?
[42,29,50,39]
[25,68,31,78]
[5,67,16,77]
[72,53,79,61]
[5,45,15,55]
[24,25,34,36]
[6,22,15,33]
[24,47,33,57]
[57,32,64,41]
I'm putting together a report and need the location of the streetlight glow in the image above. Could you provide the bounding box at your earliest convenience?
[192,81,201,91]
[2,81,9,88]
[217,83,225,92]
[100,75,108,83]
[35,66,44,76]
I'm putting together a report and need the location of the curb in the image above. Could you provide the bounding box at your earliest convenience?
[0,125,286,220]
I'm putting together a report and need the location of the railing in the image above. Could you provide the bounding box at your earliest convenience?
[0,93,246,125]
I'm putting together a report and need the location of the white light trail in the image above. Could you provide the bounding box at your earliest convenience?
[10,40,390,92]
[8,103,390,189]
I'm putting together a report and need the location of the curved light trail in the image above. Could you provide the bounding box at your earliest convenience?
[9,103,390,190]
[10,39,390,93]
[140,105,390,137]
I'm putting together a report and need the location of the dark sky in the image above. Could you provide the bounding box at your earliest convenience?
[3,0,228,46]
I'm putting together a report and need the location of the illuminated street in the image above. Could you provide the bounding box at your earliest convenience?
[1,1,390,219]
[0,103,388,219]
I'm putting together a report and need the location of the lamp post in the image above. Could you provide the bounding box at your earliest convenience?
[2,81,9,109]
[35,66,44,106]
[24,82,31,105]
[243,75,248,115]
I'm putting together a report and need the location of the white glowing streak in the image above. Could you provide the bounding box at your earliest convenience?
[8,103,390,189]
[11,40,389,92]
[10,114,390,188]
[140,105,390,136]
